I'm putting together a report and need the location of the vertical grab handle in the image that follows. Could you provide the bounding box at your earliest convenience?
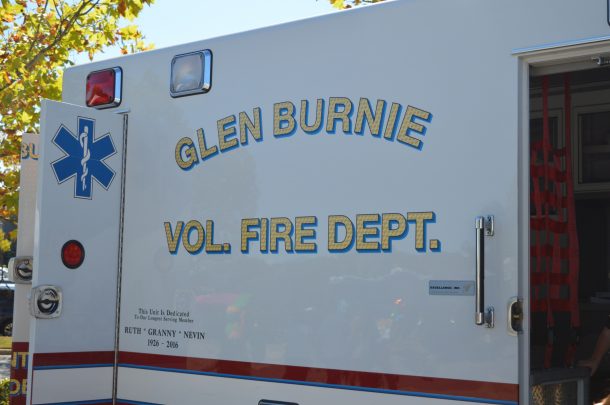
[475,217,485,325]
[475,216,494,328]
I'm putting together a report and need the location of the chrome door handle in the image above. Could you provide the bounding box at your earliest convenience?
[8,256,33,283]
[31,285,62,319]
[508,297,523,335]
[475,216,494,328]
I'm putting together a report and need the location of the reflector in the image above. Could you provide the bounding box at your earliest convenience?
[86,67,122,108]
[170,50,212,97]
[61,240,85,269]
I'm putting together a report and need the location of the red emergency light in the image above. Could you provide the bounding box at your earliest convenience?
[86,67,122,108]
[61,240,85,269]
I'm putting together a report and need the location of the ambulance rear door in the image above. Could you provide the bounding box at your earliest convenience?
[27,100,125,405]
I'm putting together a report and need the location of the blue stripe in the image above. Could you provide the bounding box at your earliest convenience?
[37,400,111,405]
[35,396,161,404]
[34,364,113,370]
[118,363,518,405]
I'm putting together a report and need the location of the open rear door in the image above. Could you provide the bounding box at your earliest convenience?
[27,100,125,404]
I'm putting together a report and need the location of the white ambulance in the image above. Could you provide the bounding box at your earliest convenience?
[9,1,610,404]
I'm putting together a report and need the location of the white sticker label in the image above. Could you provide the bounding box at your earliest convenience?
[429,280,475,296]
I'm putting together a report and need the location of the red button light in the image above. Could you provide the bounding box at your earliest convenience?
[86,68,122,108]
[61,240,85,269]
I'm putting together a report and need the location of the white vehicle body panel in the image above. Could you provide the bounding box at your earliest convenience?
[28,100,124,404]
[117,368,472,405]
[9,134,38,404]
[24,1,610,404]
[30,367,113,404]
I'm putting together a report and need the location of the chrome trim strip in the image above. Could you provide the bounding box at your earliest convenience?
[512,35,610,55]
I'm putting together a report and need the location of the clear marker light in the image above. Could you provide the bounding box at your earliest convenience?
[170,50,212,97]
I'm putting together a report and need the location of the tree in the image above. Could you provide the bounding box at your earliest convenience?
[329,0,385,9]
[0,0,153,259]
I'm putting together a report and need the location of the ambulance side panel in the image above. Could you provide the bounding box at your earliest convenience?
[54,1,610,404]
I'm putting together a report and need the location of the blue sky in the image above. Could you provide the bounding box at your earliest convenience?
[86,0,338,61]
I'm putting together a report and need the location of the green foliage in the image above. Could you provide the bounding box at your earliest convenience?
[329,0,385,9]
[0,0,154,254]
[0,337,10,350]
[0,379,8,405]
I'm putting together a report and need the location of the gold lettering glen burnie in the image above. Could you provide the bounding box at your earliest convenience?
[9,378,27,396]
[260,218,268,252]
[355,98,385,137]
[326,212,437,253]
[164,221,184,254]
[328,215,354,251]
[240,217,317,253]
[11,351,28,368]
[381,213,407,250]
[172,97,432,171]
[407,212,435,250]
[270,217,294,252]
[326,97,353,133]
[175,137,198,170]
[163,212,438,256]
[182,220,204,253]
[165,220,231,255]
[300,99,324,133]
[239,107,262,144]
[217,115,238,152]
[295,216,317,251]
[197,128,218,161]
[241,218,260,253]
[274,101,296,137]
[396,106,431,149]
[356,214,380,251]
[205,220,223,253]
[383,102,401,140]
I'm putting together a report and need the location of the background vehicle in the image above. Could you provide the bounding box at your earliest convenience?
[0,269,13,337]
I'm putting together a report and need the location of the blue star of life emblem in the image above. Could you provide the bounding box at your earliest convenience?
[51,117,117,199]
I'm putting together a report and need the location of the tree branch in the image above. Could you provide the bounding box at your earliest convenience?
[0,0,100,93]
